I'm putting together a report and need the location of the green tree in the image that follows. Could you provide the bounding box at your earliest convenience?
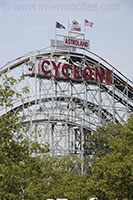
[87,115,133,200]
[0,76,88,200]
[1,76,132,200]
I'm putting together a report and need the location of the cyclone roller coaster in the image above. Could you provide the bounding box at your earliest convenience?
[0,33,133,173]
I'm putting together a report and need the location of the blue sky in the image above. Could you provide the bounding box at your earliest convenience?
[0,0,133,81]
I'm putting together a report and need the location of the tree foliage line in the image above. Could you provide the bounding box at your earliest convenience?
[0,76,132,200]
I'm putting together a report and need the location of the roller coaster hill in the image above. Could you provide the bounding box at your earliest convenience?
[0,32,133,170]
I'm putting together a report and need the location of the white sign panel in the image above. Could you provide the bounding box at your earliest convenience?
[56,199,68,200]
[64,36,90,49]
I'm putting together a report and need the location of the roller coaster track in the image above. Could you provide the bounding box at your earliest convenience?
[0,48,132,121]
[0,46,132,163]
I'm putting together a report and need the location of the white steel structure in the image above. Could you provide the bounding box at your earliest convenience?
[0,35,133,173]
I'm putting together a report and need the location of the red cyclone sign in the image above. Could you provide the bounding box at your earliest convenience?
[38,60,112,84]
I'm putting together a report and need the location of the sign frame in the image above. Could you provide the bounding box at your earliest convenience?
[64,36,90,49]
